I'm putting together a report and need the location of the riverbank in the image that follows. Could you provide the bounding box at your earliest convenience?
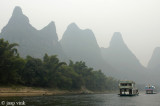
[0,86,116,97]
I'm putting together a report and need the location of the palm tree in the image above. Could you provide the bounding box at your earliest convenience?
[43,53,66,87]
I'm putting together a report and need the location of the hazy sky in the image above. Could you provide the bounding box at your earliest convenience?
[1,0,160,66]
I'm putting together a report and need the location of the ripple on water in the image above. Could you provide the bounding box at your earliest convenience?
[0,93,160,106]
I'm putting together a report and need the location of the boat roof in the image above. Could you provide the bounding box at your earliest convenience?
[145,86,155,89]
[119,80,135,84]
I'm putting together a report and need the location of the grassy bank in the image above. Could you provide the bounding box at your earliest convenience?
[0,86,92,97]
[0,86,117,97]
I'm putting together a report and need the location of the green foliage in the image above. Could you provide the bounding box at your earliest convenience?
[0,38,118,91]
[43,54,66,87]
[21,56,45,86]
[0,39,25,84]
[69,61,118,91]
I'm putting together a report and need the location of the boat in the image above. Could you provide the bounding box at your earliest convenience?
[145,85,157,94]
[118,80,139,96]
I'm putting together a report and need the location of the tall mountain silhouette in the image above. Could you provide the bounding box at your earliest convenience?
[101,32,147,83]
[147,47,160,84]
[60,23,115,75]
[148,47,160,70]
[0,6,66,60]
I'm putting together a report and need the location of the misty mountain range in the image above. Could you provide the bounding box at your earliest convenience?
[0,7,66,61]
[0,6,159,84]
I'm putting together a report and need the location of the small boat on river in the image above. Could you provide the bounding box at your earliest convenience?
[118,80,139,96]
[145,85,157,94]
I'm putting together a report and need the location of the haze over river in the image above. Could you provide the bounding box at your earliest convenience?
[0,92,160,106]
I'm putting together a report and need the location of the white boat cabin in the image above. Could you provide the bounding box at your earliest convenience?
[119,80,139,96]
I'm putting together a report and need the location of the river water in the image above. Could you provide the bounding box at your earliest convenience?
[0,92,160,106]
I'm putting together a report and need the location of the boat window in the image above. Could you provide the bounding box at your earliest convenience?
[128,83,132,86]
[121,83,132,86]
[121,83,127,86]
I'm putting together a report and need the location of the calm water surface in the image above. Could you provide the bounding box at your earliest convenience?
[0,92,160,106]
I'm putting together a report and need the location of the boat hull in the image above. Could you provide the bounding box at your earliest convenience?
[118,94,138,96]
[146,92,157,94]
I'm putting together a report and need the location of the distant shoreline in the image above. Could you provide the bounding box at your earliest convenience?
[0,86,117,97]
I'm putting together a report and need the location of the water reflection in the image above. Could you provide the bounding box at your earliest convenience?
[0,92,160,106]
